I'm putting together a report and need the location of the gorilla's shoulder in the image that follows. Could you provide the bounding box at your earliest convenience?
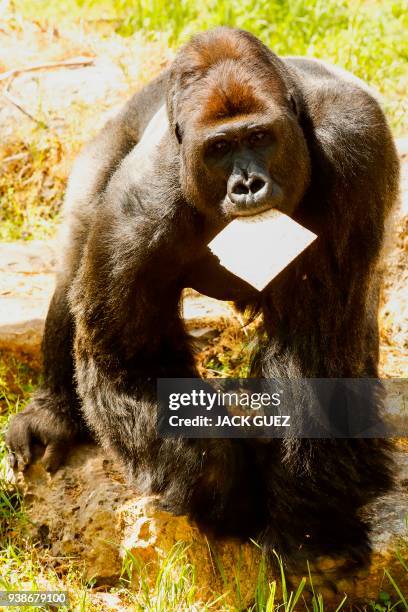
[284,56,379,101]
[120,68,172,141]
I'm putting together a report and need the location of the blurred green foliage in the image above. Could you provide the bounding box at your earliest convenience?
[16,0,408,133]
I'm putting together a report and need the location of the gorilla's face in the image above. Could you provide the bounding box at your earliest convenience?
[170,58,311,222]
[179,107,311,222]
[199,114,283,217]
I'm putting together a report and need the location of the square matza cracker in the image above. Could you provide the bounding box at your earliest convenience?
[209,209,317,291]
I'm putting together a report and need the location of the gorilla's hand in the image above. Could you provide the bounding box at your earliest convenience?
[6,391,82,473]
[183,248,258,301]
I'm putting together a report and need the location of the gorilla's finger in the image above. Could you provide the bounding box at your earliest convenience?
[6,417,33,472]
[42,442,66,473]
[7,451,16,470]
[15,448,32,472]
[17,444,32,472]
[8,444,29,471]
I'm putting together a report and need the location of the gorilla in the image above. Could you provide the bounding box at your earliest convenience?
[7,27,400,564]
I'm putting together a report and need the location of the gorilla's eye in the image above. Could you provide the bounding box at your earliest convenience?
[209,139,231,155]
[249,131,269,146]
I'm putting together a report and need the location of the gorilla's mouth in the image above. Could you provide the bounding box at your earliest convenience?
[222,181,283,218]
[226,200,273,217]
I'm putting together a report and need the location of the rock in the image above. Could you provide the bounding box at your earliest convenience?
[0,240,58,274]
[11,444,262,603]
[396,137,408,158]
[11,442,408,606]
[187,325,221,351]
[0,241,57,365]
[378,150,408,377]
[87,592,127,611]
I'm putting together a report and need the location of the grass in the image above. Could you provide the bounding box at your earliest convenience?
[199,325,260,378]
[0,135,68,241]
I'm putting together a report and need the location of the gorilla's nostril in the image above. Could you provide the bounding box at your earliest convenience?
[233,182,250,195]
[250,178,266,194]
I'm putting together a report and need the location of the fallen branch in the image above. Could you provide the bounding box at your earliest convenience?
[0,57,94,128]
[2,90,48,128]
[0,56,95,83]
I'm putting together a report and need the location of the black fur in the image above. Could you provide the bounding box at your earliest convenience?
[7,27,399,564]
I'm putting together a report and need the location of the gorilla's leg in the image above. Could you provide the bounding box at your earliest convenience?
[6,280,88,472]
[73,308,243,525]
[249,340,392,564]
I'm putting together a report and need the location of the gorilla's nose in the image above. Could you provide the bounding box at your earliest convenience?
[228,172,272,210]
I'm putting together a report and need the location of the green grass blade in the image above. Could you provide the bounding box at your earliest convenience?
[384,570,408,610]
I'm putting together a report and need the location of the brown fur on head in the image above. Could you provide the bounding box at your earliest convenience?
[167,27,311,219]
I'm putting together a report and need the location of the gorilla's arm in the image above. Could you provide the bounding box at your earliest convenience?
[62,71,171,269]
[183,248,258,301]
[67,168,245,520]
[5,71,172,473]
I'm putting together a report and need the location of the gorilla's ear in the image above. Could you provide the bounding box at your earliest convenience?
[175,122,183,144]
[166,80,183,144]
[289,93,299,116]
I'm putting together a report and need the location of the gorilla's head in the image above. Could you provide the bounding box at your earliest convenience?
[167,27,311,221]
